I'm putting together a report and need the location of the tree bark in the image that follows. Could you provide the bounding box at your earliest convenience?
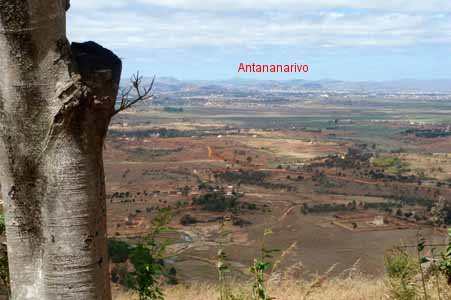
[0,1,121,299]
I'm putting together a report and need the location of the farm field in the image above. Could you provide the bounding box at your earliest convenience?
[105,99,451,283]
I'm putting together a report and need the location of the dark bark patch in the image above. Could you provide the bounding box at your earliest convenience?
[0,1,29,31]
[97,257,103,267]
[7,185,16,199]
[83,237,93,250]
[63,0,70,11]
[0,0,38,75]
[6,157,44,246]
[71,41,121,84]
[54,38,71,65]
[54,113,63,125]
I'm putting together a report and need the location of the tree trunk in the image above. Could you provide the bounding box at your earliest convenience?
[0,1,121,299]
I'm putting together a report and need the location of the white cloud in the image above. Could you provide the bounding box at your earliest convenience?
[73,0,451,12]
[67,0,451,52]
[70,0,129,10]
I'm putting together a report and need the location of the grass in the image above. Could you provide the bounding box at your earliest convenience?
[113,278,387,300]
[110,212,451,300]
[372,156,410,174]
[111,247,451,300]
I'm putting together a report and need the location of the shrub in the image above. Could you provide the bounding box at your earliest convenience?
[125,244,165,300]
[193,192,240,212]
[384,248,418,300]
[126,208,175,300]
[439,228,451,284]
[180,214,198,226]
[108,239,131,263]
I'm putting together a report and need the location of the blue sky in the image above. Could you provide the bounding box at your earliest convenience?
[67,0,451,81]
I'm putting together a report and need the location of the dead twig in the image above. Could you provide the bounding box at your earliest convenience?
[113,71,155,115]
[303,264,337,300]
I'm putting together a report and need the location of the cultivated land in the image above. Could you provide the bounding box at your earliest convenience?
[105,87,451,293]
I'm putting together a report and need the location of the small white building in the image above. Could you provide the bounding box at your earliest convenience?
[371,216,385,226]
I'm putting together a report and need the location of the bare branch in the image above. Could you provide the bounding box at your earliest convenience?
[113,72,155,116]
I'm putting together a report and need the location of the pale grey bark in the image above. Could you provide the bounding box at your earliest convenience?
[0,1,121,299]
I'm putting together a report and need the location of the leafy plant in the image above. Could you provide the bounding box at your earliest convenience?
[429,247,443,300]
[384,247,418,300]
[438,228,451,285]
[126,208,175,300]
[250,258,271,300]
[250,228,278,300]
[216,220,246,300]
[108,239,131,263]
[416,233,429,299]
[217,221,231,300]
[126,244,165,300]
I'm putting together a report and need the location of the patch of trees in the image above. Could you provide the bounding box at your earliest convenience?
[129,147,183,159]
[367,170,416,182]
[262,182,296,192]
[241,202,258,210]
[109,128,195,138]
[217,170,296,192]
[192,192,240,212]
[403,128,451,138]
[179,214,252,227]
[346,145,374,161]
[163,107,184,113]
[312,172,337,189]
[323,147,373,169]
[109,127,232,139]
[301,202,357,214]
[112,191,131,199]
[231,215,252,227]
[197,182,229,193]
[175,200,189,208]
[180,214,198,226]
[395,195,434,209]
[191,189,258,213]
[218,170,268,185]
[363,202,401,211]
[301,200,402,214]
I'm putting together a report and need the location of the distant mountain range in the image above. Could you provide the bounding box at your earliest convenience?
[122,77,451,93]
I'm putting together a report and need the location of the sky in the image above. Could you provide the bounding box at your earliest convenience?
[67,0,451,81]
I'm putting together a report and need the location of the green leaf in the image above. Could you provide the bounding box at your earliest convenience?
[417,239,425,252]
[264,228,273,236]
[420,257,429,264]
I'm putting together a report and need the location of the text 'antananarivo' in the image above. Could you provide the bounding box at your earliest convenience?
[237,63,309,73]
